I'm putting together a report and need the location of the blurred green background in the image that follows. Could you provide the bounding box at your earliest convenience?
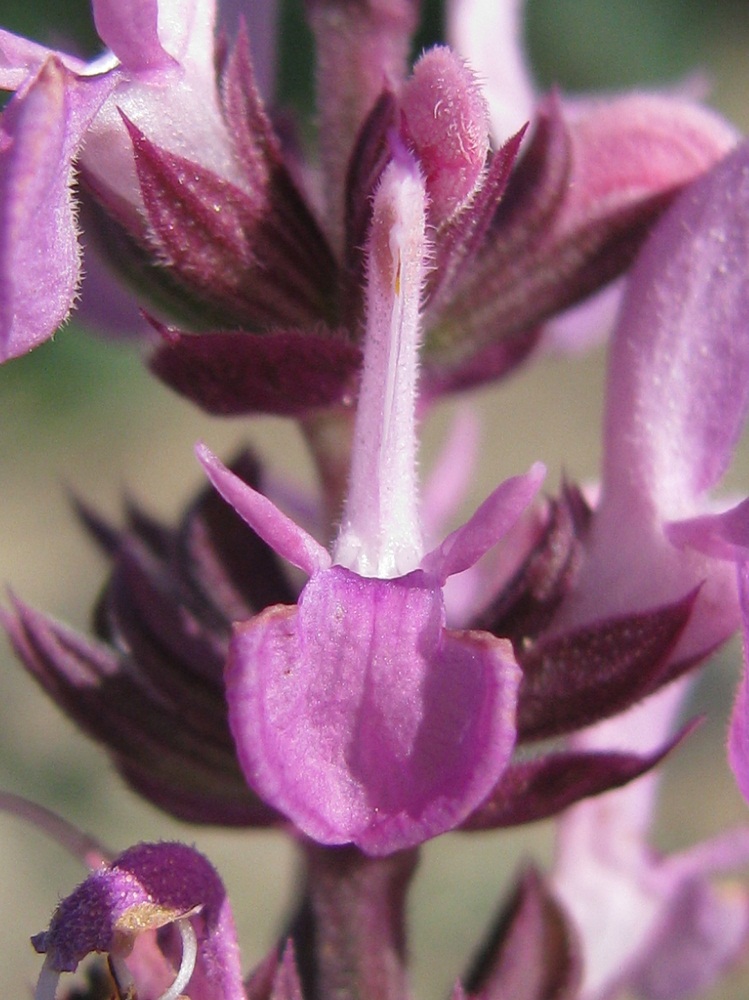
[2,0,749,995]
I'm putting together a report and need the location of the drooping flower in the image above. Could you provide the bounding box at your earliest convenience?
[4,789,422,1000]
[0,792,248,1000]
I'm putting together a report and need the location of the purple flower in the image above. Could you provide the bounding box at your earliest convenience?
[197,150,543,854]
[31,839,247,1000]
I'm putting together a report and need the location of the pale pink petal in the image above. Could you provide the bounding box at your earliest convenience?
[0,29,87,89]
[420,408,481,544]
[560,95,737,250]
[666,498,749,562]
[663,505,749,811]
[554,683,697,999]
[602,137,749,523]
[551,141,749,655]
[729,564,749,804]
[540,279,623,355]
[80,0,242,209]
[628,877,749,1000]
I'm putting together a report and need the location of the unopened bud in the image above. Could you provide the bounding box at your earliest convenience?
[401,46,490,225]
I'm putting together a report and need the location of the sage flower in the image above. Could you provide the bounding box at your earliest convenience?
[196,149,541,855]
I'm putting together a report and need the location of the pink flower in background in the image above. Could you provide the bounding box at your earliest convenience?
[554,686,749,1000]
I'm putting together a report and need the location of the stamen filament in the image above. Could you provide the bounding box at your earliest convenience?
[157,916,198,1000]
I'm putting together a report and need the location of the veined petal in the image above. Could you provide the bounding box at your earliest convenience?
[226,565,520,855]
[0,59,114,361]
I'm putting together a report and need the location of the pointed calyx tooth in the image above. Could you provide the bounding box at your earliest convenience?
[401,46,490,226]
[334,149,428,578]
